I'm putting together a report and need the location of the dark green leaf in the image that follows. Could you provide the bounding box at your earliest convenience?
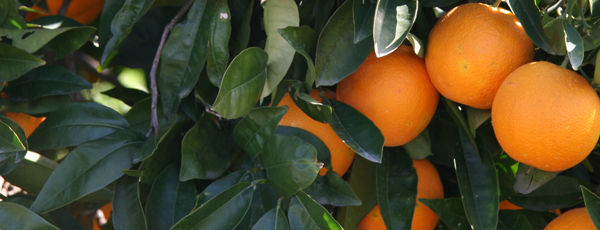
[0,43,45,81]
[124,98,168,136]
[465,107,490,136]
[305,171,362,207]
[5,66,91,102]
[442,98,475,146]
[591,0,600,17]
[0,116,27,156]
[98,0,125,48]
[252,199,289,230]
[261,0,299,99]
[180,114,233,180]
[28,103,129,150]
[377,148,417,230]
[373,0,418,57]
[233,106,288,159]
[102,87,149,106]
[288,191,343,230]
[278,26,318,89]
[159,0,208,115]
[146,164,196,230]
[113,176,147,230]
[421,198,470,230]
[325,99,384,163]
[199,170,250,203]
[0,0,26,29]
[292,91,332,123]
[203,0,232,87]
[420,0,461,7]
[100,0,156,67]
[315,0,372,86]
[563,21,584,70]
[403,129,432,159]
[0,27,95,58]
[498,210,556,230]
[212,47,267,119]
[352,0,375,43]
[276,126,331,169]
[513,163,558,194]
[171,182,254,230]
[0,202,59,230]
[30,131,144,213]
[507,0,556,54]
[1,95,72,115]
[335,156,378,230]
[3,151,57,195]
[454,130,499,229]
[510,176,583,211]
[582,186,600,229]
[228,0,254,57]
[263,134,319,197]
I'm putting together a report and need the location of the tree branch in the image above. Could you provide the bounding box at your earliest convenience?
[147,0,195,137]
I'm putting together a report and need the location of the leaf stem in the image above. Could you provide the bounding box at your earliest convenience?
[147,0,195,137]
[492,0,502,8]
[58,0,72,16]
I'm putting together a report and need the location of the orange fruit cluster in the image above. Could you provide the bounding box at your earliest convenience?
[26,0,105,24]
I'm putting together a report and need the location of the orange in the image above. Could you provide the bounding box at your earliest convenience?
[336,45,439,147]
[278,90,355,176]
[5,112,46,138]
[544,207,596,230]
[499,200,521,210]
[425,3,534,109]
[92,202,112,230]
[26,0,105,24]
[492,61,600,172]
[358,159,444,230]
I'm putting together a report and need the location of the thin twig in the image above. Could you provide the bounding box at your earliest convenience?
[147,0,195,137]
[58,0,72,16]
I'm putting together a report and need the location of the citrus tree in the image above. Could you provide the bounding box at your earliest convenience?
[1,0,600,229]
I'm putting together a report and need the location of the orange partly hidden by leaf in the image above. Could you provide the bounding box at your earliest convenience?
[358,159,444,230]
[544,207,595,230]
[492,61,600,172]
[337,45,439,147]
[5,112,46,138]
[92,202,112,230]
[425,3,534,109]
[278,90,355,176]
[26,0,105,24]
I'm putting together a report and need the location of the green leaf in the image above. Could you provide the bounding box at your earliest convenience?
[98,0,125,49]
[403,129,432,160]
[100,0,156,67]
[305,171,362,207]
[421,198,470,230]
[233,106,288,159]
[3,151,58,195]
[465,107,491,136]
[0,116,27,157]
[594,49,600,86]
[0,202,59,230]
[541,16,567,55]
[591,0,600,17]
[498,210,556,230]
[509,176,583,211]
[315,0,373,86]
[373,0,418,57]
[325,99,384,163]
[30,131,144,213]
[124,98,168,136]
[261,0,300,99]
[158,0,208,115]
[563,21,585,70]
[278,26,318,90]
[146,164,196,230]
[212,47,268,119]
[252,199,290,230]
[335,156,378,230]
[420,0,461,7]
[506,0,556,54]
[352,0,375,43]
[198,170,250,203]
[113,176,147,230]
[0,26,95,58]
[171,182,254,230]
[28,103,129,150]
[0,0,26,29]
[454,130,499,230]
[288,191,343,230]
[0,43,45,81]
[377,148,417,230]
[276,126,331,169]
[202,0,231,87]
[291,91,333,123]
[102,87,149,106]
[442,98,475,146]
[5,66,91,102]
[581,186,600,229]
[263,134,319,197]
[229,0,254,57]
[1,95,72,115]
[513,163,558,194]
[180,114,233,180]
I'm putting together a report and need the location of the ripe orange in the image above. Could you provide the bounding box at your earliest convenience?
[358,159,444,230]
[92,202,112,230]
[544,208,596,230]
[499,200,521,210]
[5,112,46,138]
[278,90,355,176]
[336,45,439,147]
[425,3,534,109]
[26,0,105,24]
[492,61,600,172]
